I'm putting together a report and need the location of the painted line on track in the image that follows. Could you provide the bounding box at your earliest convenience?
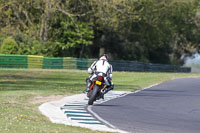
[39,91,130,133]
[86,83,163,133]
[60,91,129,132]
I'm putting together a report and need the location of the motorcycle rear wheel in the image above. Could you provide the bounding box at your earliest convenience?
[88,85,99,105]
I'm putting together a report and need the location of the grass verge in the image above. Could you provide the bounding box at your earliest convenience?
[0,69,200,133]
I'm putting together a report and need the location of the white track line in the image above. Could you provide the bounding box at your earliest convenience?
[86,85,161,133]
[87,105,116,129]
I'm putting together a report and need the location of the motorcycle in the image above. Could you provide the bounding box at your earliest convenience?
[87,73,105,105]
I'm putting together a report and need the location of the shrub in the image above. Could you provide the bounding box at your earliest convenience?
[0,34,8,48]
[0,37,18,54]
[13,33,43,55]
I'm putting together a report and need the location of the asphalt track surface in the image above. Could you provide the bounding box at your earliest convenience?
[92,78,200,133]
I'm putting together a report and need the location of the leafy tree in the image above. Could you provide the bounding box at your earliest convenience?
[53,21,94,57]
[48,6,94,58]
[88,0,200,64]
[0,0,199,65]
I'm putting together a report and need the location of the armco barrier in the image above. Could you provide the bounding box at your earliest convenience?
[0,54,191,72]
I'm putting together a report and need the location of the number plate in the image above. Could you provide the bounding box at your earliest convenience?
[96,81,102,85]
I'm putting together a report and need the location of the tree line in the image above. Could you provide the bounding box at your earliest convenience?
[0,0,200,65]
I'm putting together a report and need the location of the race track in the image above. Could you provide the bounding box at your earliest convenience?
[91,78,200,133]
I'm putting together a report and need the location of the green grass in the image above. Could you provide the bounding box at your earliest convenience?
[0,69,200,133]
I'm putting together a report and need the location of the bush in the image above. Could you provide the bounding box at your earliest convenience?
[0,34,8,48]
[30,40,43,55]
[0,37,18,54]
[13,33,43,55]
[42,41,60,57]
[0,33,44,55]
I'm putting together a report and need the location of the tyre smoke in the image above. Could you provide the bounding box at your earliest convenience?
[184,53,200,72]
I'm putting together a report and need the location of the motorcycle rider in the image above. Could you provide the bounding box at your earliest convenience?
[84,54,114,98]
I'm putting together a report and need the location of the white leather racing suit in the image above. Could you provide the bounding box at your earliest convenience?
[86,58,114,93]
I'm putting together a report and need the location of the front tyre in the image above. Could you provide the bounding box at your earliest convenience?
[88,85,99,105]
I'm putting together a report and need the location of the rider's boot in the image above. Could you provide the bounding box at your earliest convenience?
[99,91,104,99]
[100,84,114,98]
[83,79,91,93]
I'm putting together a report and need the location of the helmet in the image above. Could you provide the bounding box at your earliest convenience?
[100,54,109,61]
